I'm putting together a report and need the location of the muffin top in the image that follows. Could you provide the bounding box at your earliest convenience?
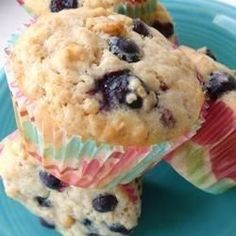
[21,0,83,15]
[10,8,203,147]
[179,46,236,104]
[21,0,175,41]
[179,46,232,80]
[22,0,164,16]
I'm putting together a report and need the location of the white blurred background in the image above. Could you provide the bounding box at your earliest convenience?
[0,0,29,66]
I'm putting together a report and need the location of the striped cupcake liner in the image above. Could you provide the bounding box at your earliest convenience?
[16,0,34,16]
[0,130,143,206]
[165,95,236,194]
[114,0,158,23]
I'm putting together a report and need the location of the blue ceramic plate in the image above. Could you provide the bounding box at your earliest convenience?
[1,0,236,235]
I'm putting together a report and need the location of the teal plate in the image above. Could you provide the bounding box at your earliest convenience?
[1,0,236,235]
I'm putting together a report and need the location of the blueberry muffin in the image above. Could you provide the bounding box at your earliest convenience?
[0,132,142,236]
[77,0,177,42]
[18,0,176,42]
[165,47,236,194]
[9,8,203,147]
[179,46,232,80]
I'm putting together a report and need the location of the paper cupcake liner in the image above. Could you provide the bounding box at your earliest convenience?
[0,130,142,207]
[114,0,158,22]
[165,98,236,194]
[120,180,142,204]
[16,0,24,7]
[21,119,192,189]
[5,60,201,189]
[16,0,34,16]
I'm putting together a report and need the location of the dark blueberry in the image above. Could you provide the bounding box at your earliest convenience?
[205,48,217,61]
[92,194,118,213]
[206,71,236,100]
[39,171,67,191]
[39,218,55,229]
[160,108,175,128]
[96,70,143,110]
[133,19,150,37]
[151,21,174,38]
[34,196,52,208]
[50,0,78,12]
[82,218,92,226]
[108,37,141,63]
[109,224,134,235]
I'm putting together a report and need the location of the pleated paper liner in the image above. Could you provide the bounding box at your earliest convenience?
[114,0,157,22]
[16,0,34,16]
[0,131,142,206]
[165,93,236,194]
[22,120,193,189]
[5,61,203,189]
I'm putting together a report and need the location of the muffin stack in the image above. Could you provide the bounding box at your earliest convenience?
[0,1,207,236]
